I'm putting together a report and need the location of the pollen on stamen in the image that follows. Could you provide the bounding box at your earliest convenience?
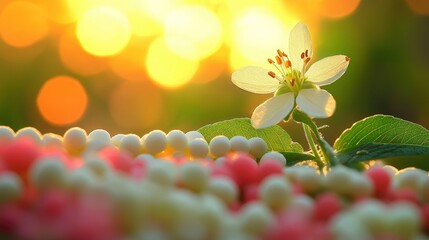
[305,50,309,58]
[290,78,295,86]
[305,58,311,64]
[300,52,305,59]
[267,58,274,64]
[345,56,350,62]
[285,60,291,68]
[275,56,282,64]
[268,71,276,78]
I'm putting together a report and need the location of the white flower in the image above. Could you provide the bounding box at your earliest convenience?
[232,22,350,129]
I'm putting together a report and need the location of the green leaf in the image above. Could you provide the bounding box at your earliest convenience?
[334,114,429,164]
[280,152,316,165]
[197,118,303,153]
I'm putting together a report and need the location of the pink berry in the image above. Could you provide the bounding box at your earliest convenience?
[0,204,24,234]
[313,192,342,222]
[257,159,283,183]
[2,137,40,175]
[365,166,391,197]
[224,152,258,187]
[99,147,133,174]
[243,184,259,203]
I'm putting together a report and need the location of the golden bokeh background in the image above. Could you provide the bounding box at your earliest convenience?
[0,0,428,144]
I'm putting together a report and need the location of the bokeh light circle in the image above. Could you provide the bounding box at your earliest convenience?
[146,38,199,89]
[37,76,88,125]
[76,5,131,56]
[229,8,294,69]
[0,1,49,48]
[164,5,223,60]
[311,0,360,19]
[406,0,429,15]
[59,30,108,75]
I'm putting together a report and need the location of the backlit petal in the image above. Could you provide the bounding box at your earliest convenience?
[289,22,312,72]
[296,89,335,118]
[251,93,295,129]
[306,55,350,86]
[232,66,279,94]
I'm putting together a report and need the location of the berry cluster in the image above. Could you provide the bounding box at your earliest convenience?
[0,126,429,239]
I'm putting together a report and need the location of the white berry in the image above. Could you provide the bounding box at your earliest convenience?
[209,135,230,158]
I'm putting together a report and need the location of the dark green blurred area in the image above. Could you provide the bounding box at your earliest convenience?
[0,0,428,169]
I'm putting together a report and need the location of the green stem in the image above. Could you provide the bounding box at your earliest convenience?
[303,124,324,172]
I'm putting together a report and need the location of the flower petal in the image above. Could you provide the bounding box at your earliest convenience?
[296,89,336,118]
[251,93,295,129]
[305,55,350,86]
[232,66,279,94]
[289,22,312,72]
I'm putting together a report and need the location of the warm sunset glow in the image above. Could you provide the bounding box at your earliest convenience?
[406,0,429,15]
[76,5,131,56]
[59,30,108,75]
[311,0,361,19]
[109,40,147,82]
[164,5,223,60]
[37,76,88,125]
[126,0,162,37]
[229,7,296,69]
[109,82,162,129]
[0,1,49,47]
[146,38,199,89]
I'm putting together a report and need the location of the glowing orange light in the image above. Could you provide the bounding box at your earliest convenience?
[146,38,199,89]
[35,0,75,24]
[0,1,49,47]
[164,5,223,60]
[109,40,147,82]
[59,30,108,75]
[76,5,131,56]
[311,0,360,19]
[229,7,297,69]
[37,76,88,125]
[406,0,429,15]
[109,82,162,130]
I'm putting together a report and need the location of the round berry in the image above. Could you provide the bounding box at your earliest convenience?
[325,165,354,195]
[15,127,42,144]
[330,212,370,240]
[84,156,111,178]
[352,200,387,234]
[88,129,111,143]
[394,167,427,192]
[146,161,176,187]
[208,177,238,205]
[2,137,40,174]
[365,166,392,197]
[119,134,141,156]
[314,192,342,222]
[41,133,63,148]
[294,166,323,194]
[248,137,267,159]
[259,175,291,211]
[111,134,125,147]
[30,156,68,190]
[230,136,249,153]
[209,135,230,158]
[224,153,258,187]
[0,126,14,142]
[188,138,209,158]
[257,159,283,183]
[185,131,204,142]
[385,202,421,239]
[166,130,188,153]
[143,130,167,155]
[179,162,209,193]
[260,152,286,166]
[0,172,22,204]
[63,127,87,155]
[348,171,374,199]
[239,202,274,236]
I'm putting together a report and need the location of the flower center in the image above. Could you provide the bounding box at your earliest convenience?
[267,49,312,95]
